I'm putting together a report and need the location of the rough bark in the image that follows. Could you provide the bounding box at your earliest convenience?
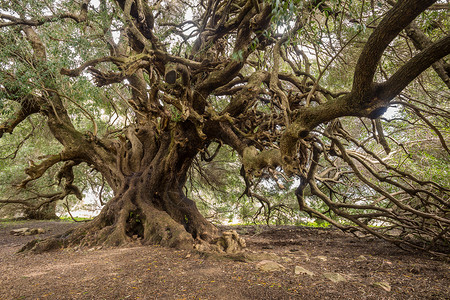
[21,123,245,253]
[405,22,450,89]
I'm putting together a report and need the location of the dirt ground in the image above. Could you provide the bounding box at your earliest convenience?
[0,220,448,300]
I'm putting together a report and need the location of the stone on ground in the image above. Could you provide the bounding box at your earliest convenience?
[10,228,45,236]
[355,255,367,261]
[323,272,347,283]
[10,228,30,235]
[244,251,280,262]
[373,281,391,291]
[255,260,286,272]
[294,266,314,276]
[314,255,327,261]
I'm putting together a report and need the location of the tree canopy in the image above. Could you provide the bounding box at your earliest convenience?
[0,0,449,254]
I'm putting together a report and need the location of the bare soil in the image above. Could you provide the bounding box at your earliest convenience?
[0,220,448,299]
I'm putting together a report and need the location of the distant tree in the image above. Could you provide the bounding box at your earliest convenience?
[0,0,448,253]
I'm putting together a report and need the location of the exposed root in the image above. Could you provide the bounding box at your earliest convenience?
[19,207,247,255]
[140,205,195,249]
[19,223,247,255]
[195,230,247,254]
[19,183,246,254]
[19,238,63,254]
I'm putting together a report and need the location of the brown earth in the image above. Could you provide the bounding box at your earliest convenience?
[0,220,449,300]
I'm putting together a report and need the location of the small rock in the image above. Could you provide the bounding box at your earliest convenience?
[356,255,367,262]
[314,256,327,261]
[294,266,314,276]
[256,260,285,272]
[10,227,46,236]
[373,281,391,292]
[281,257,293,262]
[10,228,30,236]
[323,272,346,283]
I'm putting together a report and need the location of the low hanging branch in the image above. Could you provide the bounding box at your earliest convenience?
[18,151,79,189]
[0,191,72,211]
[0,95,41,138]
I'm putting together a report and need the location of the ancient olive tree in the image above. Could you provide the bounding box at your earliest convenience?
[0,0,449,253]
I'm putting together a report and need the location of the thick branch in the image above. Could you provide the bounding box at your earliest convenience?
[380,34,450,100]
[203,119,247,155]
[405,22,450,89]
[222,71,268,117]
[19,151,79,188]
[0,0,89,28]
[0,191,68,210]
[0,96,40,138]
[352,0,436,101]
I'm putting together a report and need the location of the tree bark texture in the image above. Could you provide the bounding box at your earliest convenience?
[22,122,245,253]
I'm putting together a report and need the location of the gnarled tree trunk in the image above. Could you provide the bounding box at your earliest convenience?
[22,122,245,253]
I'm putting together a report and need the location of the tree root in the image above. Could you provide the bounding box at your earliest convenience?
[195,230,246,253]
[19,210,246,254]
[19,227,247,255]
